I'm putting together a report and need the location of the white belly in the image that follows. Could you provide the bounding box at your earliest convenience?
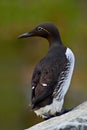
[34,98,64,118]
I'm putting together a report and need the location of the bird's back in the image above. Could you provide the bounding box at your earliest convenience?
[31,44,68,110]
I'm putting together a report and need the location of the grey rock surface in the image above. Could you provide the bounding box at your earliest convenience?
[25,101,87,130]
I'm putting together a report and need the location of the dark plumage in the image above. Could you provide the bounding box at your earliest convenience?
[18,22,75,118]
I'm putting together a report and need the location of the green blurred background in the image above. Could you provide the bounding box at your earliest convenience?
[0,0,87,129]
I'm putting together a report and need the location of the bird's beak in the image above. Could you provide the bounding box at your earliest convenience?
[17,31,34,39]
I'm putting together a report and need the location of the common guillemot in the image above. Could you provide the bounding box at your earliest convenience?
[18,22,75,119]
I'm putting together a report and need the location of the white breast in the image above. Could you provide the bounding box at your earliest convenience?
[53,47,75,101]
[62,47,75,97]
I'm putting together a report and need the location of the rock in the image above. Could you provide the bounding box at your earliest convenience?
[25,101,87,130]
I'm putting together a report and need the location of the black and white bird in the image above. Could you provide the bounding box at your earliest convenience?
[18,22,75,119]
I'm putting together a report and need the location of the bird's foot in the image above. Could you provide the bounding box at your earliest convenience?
[44,115,55,120]
[56,107,73,116]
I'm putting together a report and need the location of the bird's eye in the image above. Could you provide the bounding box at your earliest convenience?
[37,27,43,31]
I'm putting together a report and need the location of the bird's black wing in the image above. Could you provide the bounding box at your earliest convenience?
[31,63,55,109]
[31,53,68,109]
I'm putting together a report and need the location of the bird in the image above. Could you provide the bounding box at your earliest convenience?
[18,22,75,119]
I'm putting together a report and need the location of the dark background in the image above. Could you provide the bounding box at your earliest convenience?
[0,0,87,130]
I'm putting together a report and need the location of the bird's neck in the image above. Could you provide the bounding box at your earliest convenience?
[47,36,62,48]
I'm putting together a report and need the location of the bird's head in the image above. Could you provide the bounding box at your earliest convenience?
[18,22,62,44]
